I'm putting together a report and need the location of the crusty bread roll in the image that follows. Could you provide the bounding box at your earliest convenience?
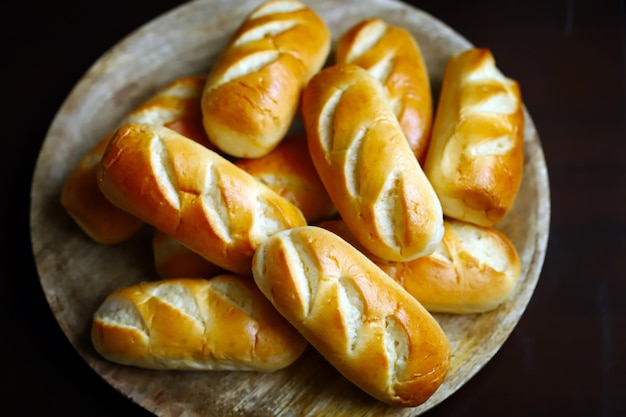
[152,230,225,279]
[91,275,308,371]
[235,134,336,223]
[424,48,524,227]
[319,218,521,314]
[201,0,331,158]
[335,18,432,164]
[252,226,450,406]
[61,75,211,244]
[97,123,307,275]
[301,63,444,262]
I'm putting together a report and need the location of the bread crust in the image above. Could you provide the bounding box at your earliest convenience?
[302,63,443,262]
[60,75,211,244]
[97,123,307,275]
[235,134,336,223]
[336,18,432,163]
[424,48,524,227]
[252,226,450,406]
[201,0,331,158]
[152,229,225,279]
[91,275,308,371]
[319,218,522,314]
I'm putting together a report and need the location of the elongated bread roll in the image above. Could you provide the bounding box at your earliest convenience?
[97,123,307,275]
[302,64,443,262]
[202,0,331,158]
[61,132,143,244]
[91,275,308,371]
[252,226,450,406]
[152,230,225,279]
[336,18,432,163]
[60,75,211,244]
[424,48,524,227]
[235,134,336,223]
[319,218,521,314]
[151,135,334,279]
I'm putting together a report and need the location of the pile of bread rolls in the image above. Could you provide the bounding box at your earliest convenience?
[61,0,525,408]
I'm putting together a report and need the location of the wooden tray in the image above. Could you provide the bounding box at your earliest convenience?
[30,0,550,415]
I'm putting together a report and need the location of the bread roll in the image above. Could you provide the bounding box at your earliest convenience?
[319,218,521,314]
[91,275,308,371]
[235,134,336,223]
[201,0,331,158]
[61,75,211,244]
[424,48,524,227]
[60,132,144,244]
[252,226,450,406]
[151,134,335,279]
[335,18,432,163]
[97,123,307,275]
[152,230,225,279]
[301,63,443,262]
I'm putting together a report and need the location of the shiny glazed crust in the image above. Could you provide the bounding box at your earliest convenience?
[60,75,211,244]
[319,219,522,314]
[424,48,524,227]
[251,226,450,406]
[335,18,433,164]
[235,135,336,223]
[152,230,225,279]
[97,123,307,275]
[301,63,443,262]
[201,0,331,158]
[91,275,308,371]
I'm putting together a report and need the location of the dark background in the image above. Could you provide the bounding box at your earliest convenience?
[2,0,625,416]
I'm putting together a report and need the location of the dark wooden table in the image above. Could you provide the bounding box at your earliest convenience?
[2,0,625,416]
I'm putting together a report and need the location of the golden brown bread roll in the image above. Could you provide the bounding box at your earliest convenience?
[201,0,331,158]
[60,132,144,244]
[318,218,522,314]
[91,275,308,371]
[335,18,433,164]
[301,63,444,262]
[152,230,225,279]
[97,123,307,275]
[149,134,335,279]
[60,75,212,244]
[251,226,450,406]
[423,48,524,227]
[235,134,336,223]
[151,135,334,279]
[124,76,213,147]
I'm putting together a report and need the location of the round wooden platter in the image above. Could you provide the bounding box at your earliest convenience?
[30,0,550,415]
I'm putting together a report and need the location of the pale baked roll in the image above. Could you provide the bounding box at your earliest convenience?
[152,229,225,279]
[235,134,336,223]
[424,48,524,227]
[202,0,331,158]
[252,226,450,406]
[319,218,522,314]
[336,18,433,163]
[91,275,308,371]
[97,123,307,275]
[301,63,444,262]
[60,75,211,244]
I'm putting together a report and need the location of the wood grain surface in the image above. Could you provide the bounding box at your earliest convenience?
[28,0,549,416]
